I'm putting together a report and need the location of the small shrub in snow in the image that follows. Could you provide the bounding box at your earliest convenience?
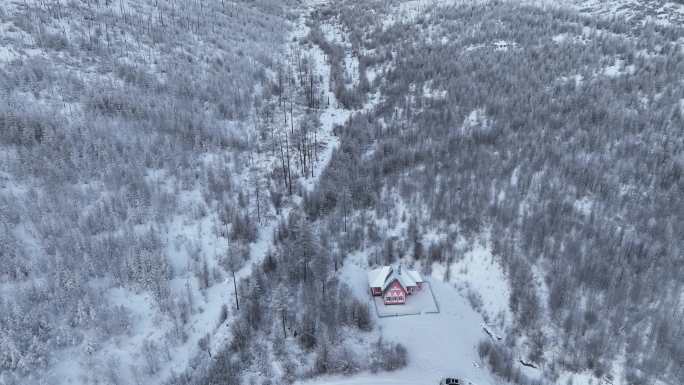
[370,337,409,373]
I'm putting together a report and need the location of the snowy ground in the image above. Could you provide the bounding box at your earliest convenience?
[438,234,511,326]
[300,261,500,385]
[372,283,439,317]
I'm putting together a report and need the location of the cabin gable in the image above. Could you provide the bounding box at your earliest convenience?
[383,279,406,304]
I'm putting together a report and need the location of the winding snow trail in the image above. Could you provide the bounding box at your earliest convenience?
[293,5,352,194]
[207,0,358,363]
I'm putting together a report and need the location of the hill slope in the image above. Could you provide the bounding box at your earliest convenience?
[301,0,684,384]
[0,0,295,383]
[1,1,682,385]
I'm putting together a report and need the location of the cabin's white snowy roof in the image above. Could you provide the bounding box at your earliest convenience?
[368,266,392,288]
[407,269,423,284]
[368,264,424,291]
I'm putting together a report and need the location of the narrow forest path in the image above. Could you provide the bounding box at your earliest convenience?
[293,14,348,193]
[205,0,357,363]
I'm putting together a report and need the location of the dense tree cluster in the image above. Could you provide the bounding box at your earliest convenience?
[170,209,406,385]
[0,0,296,383]
[169,11,410,382]
[305,1,683,384]
[478,339,542,385]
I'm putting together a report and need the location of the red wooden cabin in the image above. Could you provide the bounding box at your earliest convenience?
[368,264,424,305]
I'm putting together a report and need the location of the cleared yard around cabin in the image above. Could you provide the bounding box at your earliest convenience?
[303,260,501,385]
[372,282,440,317]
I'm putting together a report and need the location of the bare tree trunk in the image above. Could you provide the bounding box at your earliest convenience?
[285,129,292,195]
[281,309,286,338]
[255,184,261,224]
[232,269,239,311]
[279,134,288,190]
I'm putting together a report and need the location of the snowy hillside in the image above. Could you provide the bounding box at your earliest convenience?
[1,0,682,385]
[570,0,684,26]
[301,0,683,385]
[0,0,299,384]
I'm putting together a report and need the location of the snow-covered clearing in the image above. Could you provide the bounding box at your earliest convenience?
[301,259,501,385]
[437,234,511,326]
[602,58,636,78]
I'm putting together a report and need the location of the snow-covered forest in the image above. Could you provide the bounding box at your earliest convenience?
[303,1,684,384]
[1,0,682,385]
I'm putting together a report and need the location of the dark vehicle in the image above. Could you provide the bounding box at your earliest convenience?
[440,379,461,385]
[440,378,476,385]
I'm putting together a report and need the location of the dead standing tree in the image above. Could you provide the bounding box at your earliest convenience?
[225,239,240,312]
